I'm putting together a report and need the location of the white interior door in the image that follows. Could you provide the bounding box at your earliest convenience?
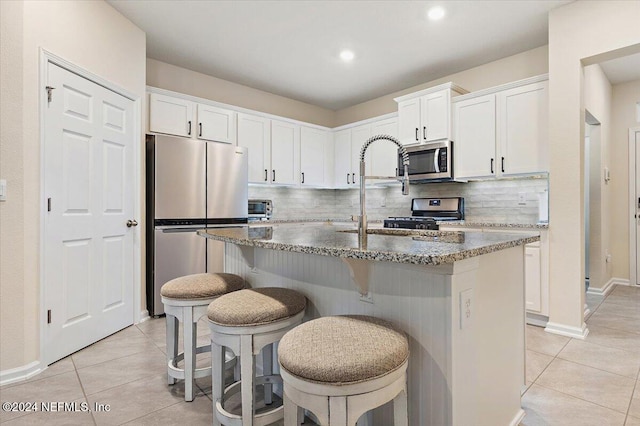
[44,62,135,363]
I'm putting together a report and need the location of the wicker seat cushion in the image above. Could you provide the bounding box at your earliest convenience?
[160,273,244,300]
[278,315,409,385]
[207,288,306,326]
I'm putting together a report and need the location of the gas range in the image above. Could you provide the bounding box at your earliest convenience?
[384,197,464,230]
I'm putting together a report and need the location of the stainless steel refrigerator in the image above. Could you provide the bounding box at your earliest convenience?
[145,134,248,316]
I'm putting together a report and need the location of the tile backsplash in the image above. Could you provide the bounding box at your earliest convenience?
[248,176,548,224]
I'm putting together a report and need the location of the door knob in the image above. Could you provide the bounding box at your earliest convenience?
[126,219,138,228]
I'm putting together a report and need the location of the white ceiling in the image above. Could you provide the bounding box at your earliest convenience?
[108,0,571,110]
[599,52,640,85]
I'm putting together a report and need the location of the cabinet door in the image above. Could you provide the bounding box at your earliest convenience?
[149,93,193,137]
[421,90,449,142]
[497,81,549,176]
[197,104,235,144]
[270,120,299,185]
[397,99,421,145]
[525,244,542,313]
[454,95,496,179]
[333,129,352,187]
[237,113,270,183]
[351,124,372,182]
[300,127,329,186]
[370,118,399,179]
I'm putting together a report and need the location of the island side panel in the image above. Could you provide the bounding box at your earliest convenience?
[450,245,525,426]
[224,243,455,426]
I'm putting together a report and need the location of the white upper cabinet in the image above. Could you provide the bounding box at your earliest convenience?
[395,83,467,145]
[149,91,237,144]
[453,76,549,180]
[300,127,332,187]
[370,118,399,179]
[149,93,193,137]
[270,120,299,185]
[237,113,271,184]
[454,94,497,179]
[196,104,236,144]
[333,129,354,188]
[350,124,372,182]
[421,90,449,142]
[497,81,549,176]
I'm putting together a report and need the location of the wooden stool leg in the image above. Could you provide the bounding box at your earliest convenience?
[166,314,179,385]
[240,334,256,426]
[329,396,349,426]
[392,386,408,426]
[263,343,273,405]
[283,390,299,426]
[212,341,225,426]
[184,306,196,402]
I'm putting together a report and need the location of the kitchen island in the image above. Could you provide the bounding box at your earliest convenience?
[199,222,538,426]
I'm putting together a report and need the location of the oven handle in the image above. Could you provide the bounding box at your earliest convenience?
[434,148,440,173]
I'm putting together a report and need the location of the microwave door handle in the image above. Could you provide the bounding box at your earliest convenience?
[433,148,440,173]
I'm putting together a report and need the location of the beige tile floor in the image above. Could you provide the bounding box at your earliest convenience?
[522,285,640,426]
[2,284,640,425]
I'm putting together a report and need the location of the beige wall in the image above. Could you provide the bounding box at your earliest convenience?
[0,0,146,372]
[611,79,640,280]
[584,64,613,292]
[548,0,640,335]
[334,45,549,126]
[0,0,26,372]
[147,59,335,127]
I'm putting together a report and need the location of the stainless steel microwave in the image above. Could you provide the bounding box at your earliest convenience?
[397,140,453,182]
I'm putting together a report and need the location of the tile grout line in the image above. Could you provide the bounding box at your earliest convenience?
[70,355,98,426]
[531,381,632,417]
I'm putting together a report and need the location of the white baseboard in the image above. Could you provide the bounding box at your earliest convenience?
[526,312,549,327]
[509,409,526,426]
[545,321,589,340]
[587,277,631,296]
[0,361,43,386]
[137,309,150,324]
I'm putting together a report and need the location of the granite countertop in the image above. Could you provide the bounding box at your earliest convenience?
[198,222,539,266]
[437,221,549,229]
[262,218,549,229]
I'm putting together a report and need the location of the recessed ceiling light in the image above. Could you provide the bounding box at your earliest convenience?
[428,6,446,21]
[340,50,355,62]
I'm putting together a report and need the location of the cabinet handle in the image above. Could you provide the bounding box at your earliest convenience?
[272,170,276,182]
[423,126,427,140]
[187,121,191,135]
[490,158,494,174]
[199,123,202,137]
[264,169,268,182]
[347,173,350,184]
[301,172,305,184]
[501,157,505,173]
[352,173,355,183]
[415,128,419,141]
[396,167,398,176]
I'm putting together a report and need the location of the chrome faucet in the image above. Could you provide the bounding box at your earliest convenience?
[358,134,410,245]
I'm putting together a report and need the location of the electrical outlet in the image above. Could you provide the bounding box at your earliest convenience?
[359,291,373,304]
[380,197,386,207]
[0,179,6,201]
[606,253,612,263]
[460,289,473,329]
[518,192,526,205]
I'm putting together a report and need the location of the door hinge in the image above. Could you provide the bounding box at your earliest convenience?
[46,86,55,103]
[47,197,52,212]
[47,309,51,324]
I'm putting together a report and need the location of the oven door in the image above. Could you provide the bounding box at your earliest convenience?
[399,141,452,181]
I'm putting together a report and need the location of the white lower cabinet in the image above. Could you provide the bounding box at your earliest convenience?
[441,226,549,323]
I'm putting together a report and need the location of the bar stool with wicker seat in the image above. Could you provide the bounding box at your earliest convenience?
[278,315,409,426]
[207,287,306,426]
[161,272,245,402]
